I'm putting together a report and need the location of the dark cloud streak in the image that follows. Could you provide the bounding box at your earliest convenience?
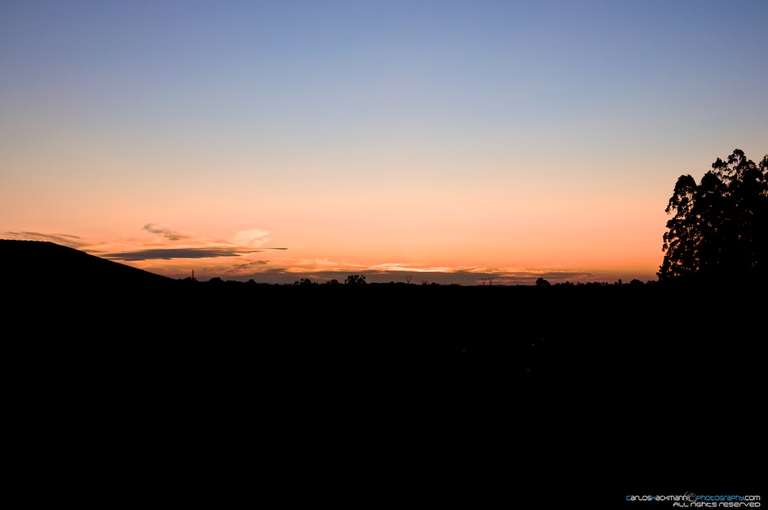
[226,259,270,272]
[105,247,261,261]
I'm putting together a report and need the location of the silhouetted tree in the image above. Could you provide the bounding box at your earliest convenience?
[659,149,768,281]
[345,274,367,286]
[535,277,551,287]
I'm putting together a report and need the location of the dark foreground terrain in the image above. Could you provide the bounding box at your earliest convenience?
[3,240,763,504]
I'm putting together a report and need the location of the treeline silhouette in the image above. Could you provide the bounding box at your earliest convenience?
[660,149,768,281]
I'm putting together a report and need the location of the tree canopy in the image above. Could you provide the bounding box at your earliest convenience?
[659,149,768,281]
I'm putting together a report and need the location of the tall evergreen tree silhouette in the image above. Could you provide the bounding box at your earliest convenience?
[659,149,768,281]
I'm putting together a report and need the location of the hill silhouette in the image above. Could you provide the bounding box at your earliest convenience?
[2,240,170,288]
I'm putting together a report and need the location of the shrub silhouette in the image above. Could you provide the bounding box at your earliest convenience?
[345,274,367,286]
[659,149,768,281]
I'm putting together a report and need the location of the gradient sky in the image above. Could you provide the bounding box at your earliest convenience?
[2,0,766,283]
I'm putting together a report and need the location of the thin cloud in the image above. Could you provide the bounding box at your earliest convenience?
[105,247,261,261]
[226,259,270,272]
[490,271,594,282]
[143,223,188,241]
[2,231,85,247]
[232,228,271,247]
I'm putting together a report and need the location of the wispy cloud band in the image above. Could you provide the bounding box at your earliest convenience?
[2,231,85,247]
[143,223,188,241]
[105,247,259,260]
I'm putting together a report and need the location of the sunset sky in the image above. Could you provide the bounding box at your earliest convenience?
[2,0,766,283]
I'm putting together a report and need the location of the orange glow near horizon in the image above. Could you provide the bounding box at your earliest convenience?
[1,161,672,284]
[3,2,765,284]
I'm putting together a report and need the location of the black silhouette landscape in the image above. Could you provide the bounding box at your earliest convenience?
[5,151,765,502]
